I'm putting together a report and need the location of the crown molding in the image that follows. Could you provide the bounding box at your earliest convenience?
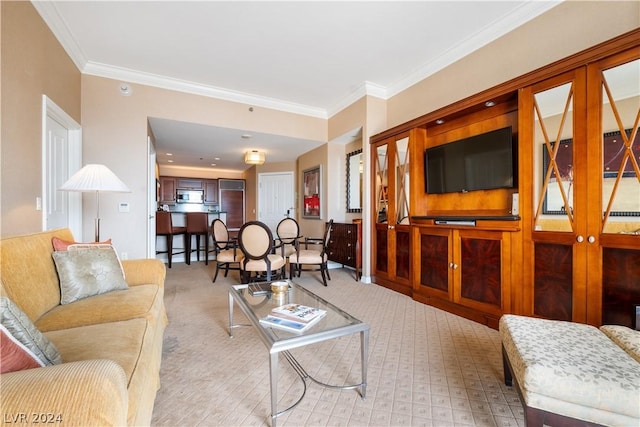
[83,61,328,118]
[385,1,562,99]
[31,0,561,121]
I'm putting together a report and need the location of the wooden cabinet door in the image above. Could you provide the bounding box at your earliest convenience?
[414,226,451,300]
[372,132,412,295]
[159,177,176,203]
[455,229,510,318]
[585,51,640,327]
[521,50,640,327]
[176,178,203,189]
[204,179,218,204]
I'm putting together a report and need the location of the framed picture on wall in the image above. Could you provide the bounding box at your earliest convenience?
[302,165,321,219]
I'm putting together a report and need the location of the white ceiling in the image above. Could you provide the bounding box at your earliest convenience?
[33,1,561,172]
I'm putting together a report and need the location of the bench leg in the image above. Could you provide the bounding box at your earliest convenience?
[502,346,513,387]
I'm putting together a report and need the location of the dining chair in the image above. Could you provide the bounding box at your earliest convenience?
[289,219,333,286]
[275,217,301,260]
[155,211,187,268]
[211,219,244,282]
[237,221,286,283]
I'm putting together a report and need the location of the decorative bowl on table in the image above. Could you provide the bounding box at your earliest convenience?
[270,281,289,294]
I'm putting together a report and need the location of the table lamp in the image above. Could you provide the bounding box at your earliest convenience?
[59,164,131,241]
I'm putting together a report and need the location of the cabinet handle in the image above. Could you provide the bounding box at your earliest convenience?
[576,235,584,243]
[389,225,395,230]
[449,262,458,269]
[588,235,596,244]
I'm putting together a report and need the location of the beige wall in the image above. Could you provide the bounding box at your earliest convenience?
[386,1,640,128]
[1,1,81,237]
[2,0,638,267]
[80,74,326,257]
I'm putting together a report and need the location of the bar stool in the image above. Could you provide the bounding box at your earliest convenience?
[155,211,186,268]
[186,212,211,265]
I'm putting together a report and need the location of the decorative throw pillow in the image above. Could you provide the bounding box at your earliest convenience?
[0,297,61,367]
[52,236,112,251]
[0,325,44,373]
[52,246,128,305]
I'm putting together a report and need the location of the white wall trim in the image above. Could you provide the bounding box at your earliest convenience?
[42,95,83,239]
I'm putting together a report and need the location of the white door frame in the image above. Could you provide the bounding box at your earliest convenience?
[41,95,82,238]
[147,136,157,258]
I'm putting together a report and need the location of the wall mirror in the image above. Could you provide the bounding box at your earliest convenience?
[346,149,363,213]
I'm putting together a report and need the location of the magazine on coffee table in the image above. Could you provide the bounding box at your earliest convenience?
[259,311,326,333]
[270,304,326,323]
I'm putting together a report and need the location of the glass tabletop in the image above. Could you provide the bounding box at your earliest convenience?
[229,279,369,352]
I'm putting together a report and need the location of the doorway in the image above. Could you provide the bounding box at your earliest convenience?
[258,172,295,232]
[42,96,82,238]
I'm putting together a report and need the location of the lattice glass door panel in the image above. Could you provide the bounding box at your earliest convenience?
[375,144,389,224]
[600,59,640,234]
[395,137,410,224]
[533,82,575,232]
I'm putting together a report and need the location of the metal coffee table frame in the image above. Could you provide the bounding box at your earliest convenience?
[228,280,369,426]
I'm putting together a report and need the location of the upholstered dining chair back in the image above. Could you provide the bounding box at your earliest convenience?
[210,219,243,282]
[276,217,300,258]
[238,221,285,282]
[289,219,334,286]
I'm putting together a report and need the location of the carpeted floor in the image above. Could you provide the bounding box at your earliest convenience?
[151,262,525,426]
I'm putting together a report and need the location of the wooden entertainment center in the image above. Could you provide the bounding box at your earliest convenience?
[370,29,640,329]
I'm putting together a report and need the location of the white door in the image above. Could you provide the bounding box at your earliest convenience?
[147,136,157,258]
[258,172,294,232]
[42,96,82,238]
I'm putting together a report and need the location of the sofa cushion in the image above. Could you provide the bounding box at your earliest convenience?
[52,246,128,305]
[0,229,75,321]
[36,284,164,332]
[51,236,112,251]
[600,325,640,363]
[0,297,61,366]
[45,317,160,426]
[0,326,43,373]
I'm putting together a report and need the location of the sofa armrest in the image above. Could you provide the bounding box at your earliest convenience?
[121,259,166,288]
[0,359,128,426]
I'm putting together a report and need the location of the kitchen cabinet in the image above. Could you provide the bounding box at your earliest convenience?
[413,225,512,327]
[326,221,361,280]
[204,179,218,205]
[159,177,176,203]
[176,178,203,189]
[520,49,640,327]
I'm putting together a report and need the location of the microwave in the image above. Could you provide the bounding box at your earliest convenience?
[176,189,204,204]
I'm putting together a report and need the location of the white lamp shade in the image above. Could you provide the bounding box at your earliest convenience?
[244,150,265,165]
[59,164,130,192]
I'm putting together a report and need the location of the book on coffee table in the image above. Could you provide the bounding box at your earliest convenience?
[259,311,326,333]
[270,304,326,323]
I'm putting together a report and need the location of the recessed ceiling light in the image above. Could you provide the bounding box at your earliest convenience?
[211,163,217,167]
[436,119,445,125]
[166,153,173,156]
[241,134,252,139]
[485,101,496,107]
[167,159,174,163]
[214,157,220,161]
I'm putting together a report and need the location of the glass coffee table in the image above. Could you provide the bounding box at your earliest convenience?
[228,279,369,426]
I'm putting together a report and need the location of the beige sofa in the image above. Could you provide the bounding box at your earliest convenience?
[0,228,167,426]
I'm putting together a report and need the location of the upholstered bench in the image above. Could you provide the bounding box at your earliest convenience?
[499,314,640,427]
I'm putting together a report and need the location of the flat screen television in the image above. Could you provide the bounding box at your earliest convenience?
[424,126,516,194]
